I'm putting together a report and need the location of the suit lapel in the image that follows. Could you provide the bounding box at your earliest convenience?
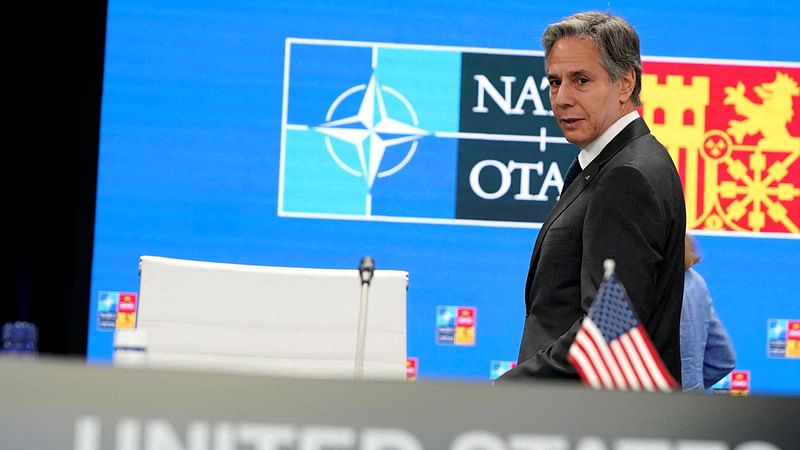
[524,118,652,301]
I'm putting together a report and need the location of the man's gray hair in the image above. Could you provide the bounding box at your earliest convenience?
[542,11,642,107]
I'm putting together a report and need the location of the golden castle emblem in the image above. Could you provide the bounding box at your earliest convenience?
[642,69,800,234]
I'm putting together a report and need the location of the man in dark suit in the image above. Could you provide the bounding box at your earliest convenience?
[496,11,686,384]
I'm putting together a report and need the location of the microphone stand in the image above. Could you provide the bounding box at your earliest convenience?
[354,256,374,380]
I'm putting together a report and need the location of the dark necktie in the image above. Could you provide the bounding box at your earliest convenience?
[562,156,582,192]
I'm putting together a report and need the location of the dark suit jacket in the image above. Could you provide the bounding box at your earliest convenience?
[497,117,686,384]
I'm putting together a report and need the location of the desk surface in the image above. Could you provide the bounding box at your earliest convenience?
[0,356,796,449]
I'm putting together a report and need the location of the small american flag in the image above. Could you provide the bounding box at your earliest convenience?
[567,260,678,392]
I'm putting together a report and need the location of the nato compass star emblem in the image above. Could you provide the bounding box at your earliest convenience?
[315,74,428,191]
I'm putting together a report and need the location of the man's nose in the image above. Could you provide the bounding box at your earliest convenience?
[552,84,574,108]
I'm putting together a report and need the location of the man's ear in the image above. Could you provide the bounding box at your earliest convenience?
[618,69,635,103]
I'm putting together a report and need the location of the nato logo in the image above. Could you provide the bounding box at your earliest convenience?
[767,319,787,357]
[279,38,575,226]
[97,290,119,330]
[436,305,476,346]
[490,360,517,380]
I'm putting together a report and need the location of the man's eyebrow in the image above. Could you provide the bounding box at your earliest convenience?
[568,69,591,78]
[547,69,591,80]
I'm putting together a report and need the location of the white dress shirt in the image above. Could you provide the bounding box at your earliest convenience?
[578,110,640,169]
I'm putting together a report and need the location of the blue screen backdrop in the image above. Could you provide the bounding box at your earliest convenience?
[90,0,800,396]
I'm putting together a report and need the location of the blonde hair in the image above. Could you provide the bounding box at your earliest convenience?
[684,234,701,270]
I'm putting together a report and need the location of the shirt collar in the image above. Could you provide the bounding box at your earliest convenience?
[578,110,640,169]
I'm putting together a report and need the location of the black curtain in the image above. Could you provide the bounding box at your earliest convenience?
[5,1,106,356]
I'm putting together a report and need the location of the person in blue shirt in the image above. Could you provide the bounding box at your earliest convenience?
[681,234,736,392]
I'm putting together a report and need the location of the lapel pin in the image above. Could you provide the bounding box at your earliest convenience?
[585,175,591,181]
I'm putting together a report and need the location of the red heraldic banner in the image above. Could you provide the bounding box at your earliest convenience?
[640,61,800,235]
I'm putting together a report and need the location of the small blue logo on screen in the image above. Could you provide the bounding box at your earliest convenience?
[490,360,517,380]
[436,305,457,344]
[97,291,118,330]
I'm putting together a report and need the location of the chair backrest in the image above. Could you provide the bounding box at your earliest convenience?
[133,255,408,380]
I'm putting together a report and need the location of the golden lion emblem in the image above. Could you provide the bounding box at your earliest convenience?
[723,71,800,150]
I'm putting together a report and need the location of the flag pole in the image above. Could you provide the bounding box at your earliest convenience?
[603,259,615,280]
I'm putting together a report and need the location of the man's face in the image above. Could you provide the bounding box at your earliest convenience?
[546,37,630,148]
